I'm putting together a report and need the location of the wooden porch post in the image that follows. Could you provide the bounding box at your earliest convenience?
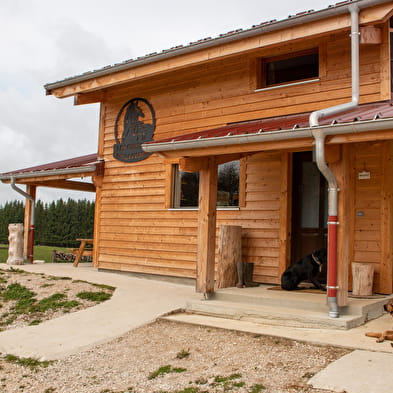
[23,185,36,261]
[196,157,218,294]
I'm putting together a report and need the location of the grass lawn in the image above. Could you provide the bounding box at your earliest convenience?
[0,245,71,263]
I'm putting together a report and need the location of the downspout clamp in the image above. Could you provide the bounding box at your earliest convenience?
[310,4,360,318]
[10,177,35,263]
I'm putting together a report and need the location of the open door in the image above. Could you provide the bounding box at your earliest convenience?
[291,151,327,267]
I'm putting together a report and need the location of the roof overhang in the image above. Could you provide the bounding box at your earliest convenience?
[0,154,103,192]
[142,101,393,159]
[44,0,393,99]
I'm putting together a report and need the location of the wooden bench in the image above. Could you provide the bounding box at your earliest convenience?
[69,238,94,267]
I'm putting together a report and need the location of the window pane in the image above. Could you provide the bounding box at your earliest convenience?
[179,171,199,207]
[265,52,318,86]
[173,161,240,208]
[217,160,239,206]
[300,161,320,228]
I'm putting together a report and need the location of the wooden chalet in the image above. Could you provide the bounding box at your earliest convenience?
[3,0,393,313]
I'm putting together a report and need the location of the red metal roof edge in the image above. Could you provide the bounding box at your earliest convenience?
[145,100,393,146]
[0,153,99,177]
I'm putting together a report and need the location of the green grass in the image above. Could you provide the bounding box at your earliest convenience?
[148,365,187,380]
[5,354,53,370]
[76,291,112,302]
[0,244,70,263]
[30,293,80,313]
[0,283,81,326]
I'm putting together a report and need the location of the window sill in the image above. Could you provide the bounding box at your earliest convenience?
[168,207,240,211]
[254,78,320,92]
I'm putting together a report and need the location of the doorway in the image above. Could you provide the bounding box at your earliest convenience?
[291,151,328,264]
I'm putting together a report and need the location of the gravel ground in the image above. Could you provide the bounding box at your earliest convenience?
[0,319,350,393]
[0,269,351,393]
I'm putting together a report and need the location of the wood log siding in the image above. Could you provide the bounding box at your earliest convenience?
[351,141,393,293]
[95,27,391,285]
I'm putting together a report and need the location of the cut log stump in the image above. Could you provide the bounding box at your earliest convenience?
[352,262,374,296]
[217,225,242,289]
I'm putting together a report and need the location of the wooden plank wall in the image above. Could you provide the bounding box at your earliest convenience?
[351,141,393,294]
[96,29,389,284]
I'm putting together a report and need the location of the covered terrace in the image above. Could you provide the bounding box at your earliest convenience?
[0,153,104,263]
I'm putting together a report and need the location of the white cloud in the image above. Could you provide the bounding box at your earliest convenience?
[0,0,334,203]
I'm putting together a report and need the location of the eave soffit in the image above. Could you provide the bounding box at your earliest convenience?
[48,2,393,101]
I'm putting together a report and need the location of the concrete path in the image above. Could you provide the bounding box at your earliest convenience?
[0,263,200,360]
[309,350,393,393]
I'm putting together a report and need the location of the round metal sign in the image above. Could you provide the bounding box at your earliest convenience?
[113,98,156,163]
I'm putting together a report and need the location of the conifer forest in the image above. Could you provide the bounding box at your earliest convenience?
[0,199,94,247]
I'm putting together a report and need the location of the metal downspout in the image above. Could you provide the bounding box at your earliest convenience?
[10,177,35,263]
[310,4,360,318]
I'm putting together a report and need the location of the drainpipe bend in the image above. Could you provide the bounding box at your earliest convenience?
[312,130,340,318]
[10,177,35,263]
[310,4,360,127]
[309,4,360,318]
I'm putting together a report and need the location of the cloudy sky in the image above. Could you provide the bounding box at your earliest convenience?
[0,0,334,204]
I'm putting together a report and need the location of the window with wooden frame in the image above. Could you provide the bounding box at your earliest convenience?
[171,160,240,208]
[257,48,319,89]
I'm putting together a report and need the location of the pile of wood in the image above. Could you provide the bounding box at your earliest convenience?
[51,250,91,263]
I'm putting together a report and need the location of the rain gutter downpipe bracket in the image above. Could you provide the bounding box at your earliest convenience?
[309,4,360,318]
[10,177,35,263]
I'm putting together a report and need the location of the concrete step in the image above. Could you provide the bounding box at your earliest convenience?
[185,299,364,329]
[185,286,393,330]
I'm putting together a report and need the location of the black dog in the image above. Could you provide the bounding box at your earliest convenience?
[281,248,327,291]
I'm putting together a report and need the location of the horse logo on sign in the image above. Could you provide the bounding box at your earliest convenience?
[113,98,156,163]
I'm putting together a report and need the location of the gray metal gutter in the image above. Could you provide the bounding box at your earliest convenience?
[142,117,393,154]
[0,165,97,182]
[44,0,390,94]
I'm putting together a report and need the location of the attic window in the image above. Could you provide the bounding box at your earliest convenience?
[258,49,319,88]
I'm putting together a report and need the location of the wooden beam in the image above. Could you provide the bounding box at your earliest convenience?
[74,91,105,105]
[23,185,36,261]
[278,152,292,278]
[179,157,207,173]
[180,153,248,173]
[32,179,95,192]
[93,103,106,268]
[196,157,218,294]
[360,26,382,44]
[380,141,393,293]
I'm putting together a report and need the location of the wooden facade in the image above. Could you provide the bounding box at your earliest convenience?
[41,2,393,301]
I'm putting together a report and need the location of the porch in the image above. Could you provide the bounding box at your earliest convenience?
[184,285,393,330]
